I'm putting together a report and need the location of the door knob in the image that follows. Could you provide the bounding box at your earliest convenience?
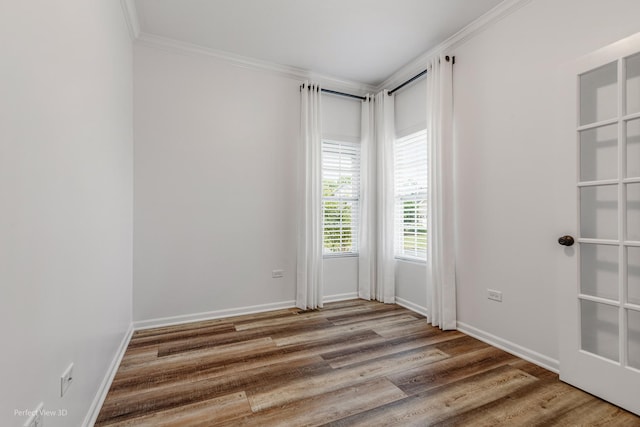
[558,235,575,246]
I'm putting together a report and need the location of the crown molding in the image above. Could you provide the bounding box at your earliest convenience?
[120,0,140,40]
[135,33,376,96]
[123,0,532,95]
[377,0,534,92]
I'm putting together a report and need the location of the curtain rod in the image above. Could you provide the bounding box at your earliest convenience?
[321,88,366,101]
[300,83,366,101]
[301,55,455,100]
[388,69,428,95]
[388,55,455,96]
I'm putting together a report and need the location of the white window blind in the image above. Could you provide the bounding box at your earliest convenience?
[394,130,428,260]
[322,140,360,255]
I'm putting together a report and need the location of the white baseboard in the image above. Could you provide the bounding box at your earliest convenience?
[395,297,429,318]
[456,321,559,373]
[323,292,358,303]
[133,300,297,330]
[134,295,366,330]
[83,324,134,427]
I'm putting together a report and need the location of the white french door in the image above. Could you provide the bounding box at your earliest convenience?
[558,32,640,415]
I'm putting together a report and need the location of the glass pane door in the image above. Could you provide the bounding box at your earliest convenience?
[578,55,640,369]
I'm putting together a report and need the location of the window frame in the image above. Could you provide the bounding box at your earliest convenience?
[394,129,428,262]
[321,138,361,257]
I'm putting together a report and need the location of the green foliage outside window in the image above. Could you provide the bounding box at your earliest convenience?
[323,176,354,253]
[402,199,427,255]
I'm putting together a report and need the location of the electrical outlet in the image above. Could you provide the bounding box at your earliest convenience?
[23,402,43,427]
[272,269,284,278]
[488,289,503,302]
[60,363,73,397]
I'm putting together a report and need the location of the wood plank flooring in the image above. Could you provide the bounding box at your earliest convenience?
[96,300,640,426]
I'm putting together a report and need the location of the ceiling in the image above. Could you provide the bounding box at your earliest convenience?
[134,0,504,86]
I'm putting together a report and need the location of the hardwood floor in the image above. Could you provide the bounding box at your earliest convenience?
[96,300,640,426]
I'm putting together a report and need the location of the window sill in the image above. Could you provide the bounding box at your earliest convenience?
[394,256,427,265]
[323,253,359,259]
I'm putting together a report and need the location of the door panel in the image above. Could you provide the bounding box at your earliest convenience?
[580,124,618,181]
[628,183,640,240]
[580,243,618,300]
[629,247,640,305]
[580,299,620,362]
[627,119,640,177]
[629,310,640,369]
[558,31,640,416]
[626,52,640,115]
[579,61,617,125]
[579,185,618,240]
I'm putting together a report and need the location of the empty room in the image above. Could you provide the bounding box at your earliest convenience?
[3,0,640,425]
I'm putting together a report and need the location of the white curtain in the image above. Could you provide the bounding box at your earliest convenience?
[358,95,376,300]
[296,81,323,310]
[426,55,456,329]
[375,90,396,304]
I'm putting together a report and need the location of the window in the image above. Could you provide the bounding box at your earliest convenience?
[394,130,428,260]
[322,140,360,255]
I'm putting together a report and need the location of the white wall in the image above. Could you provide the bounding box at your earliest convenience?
[393,80,428,310]
[453,0,640,363]
[134,44,301,322]
[323,256,358,299]
[134,46,365,323]
[396,259,428,310]
[322,93,362,299]
[0,2,133,426]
